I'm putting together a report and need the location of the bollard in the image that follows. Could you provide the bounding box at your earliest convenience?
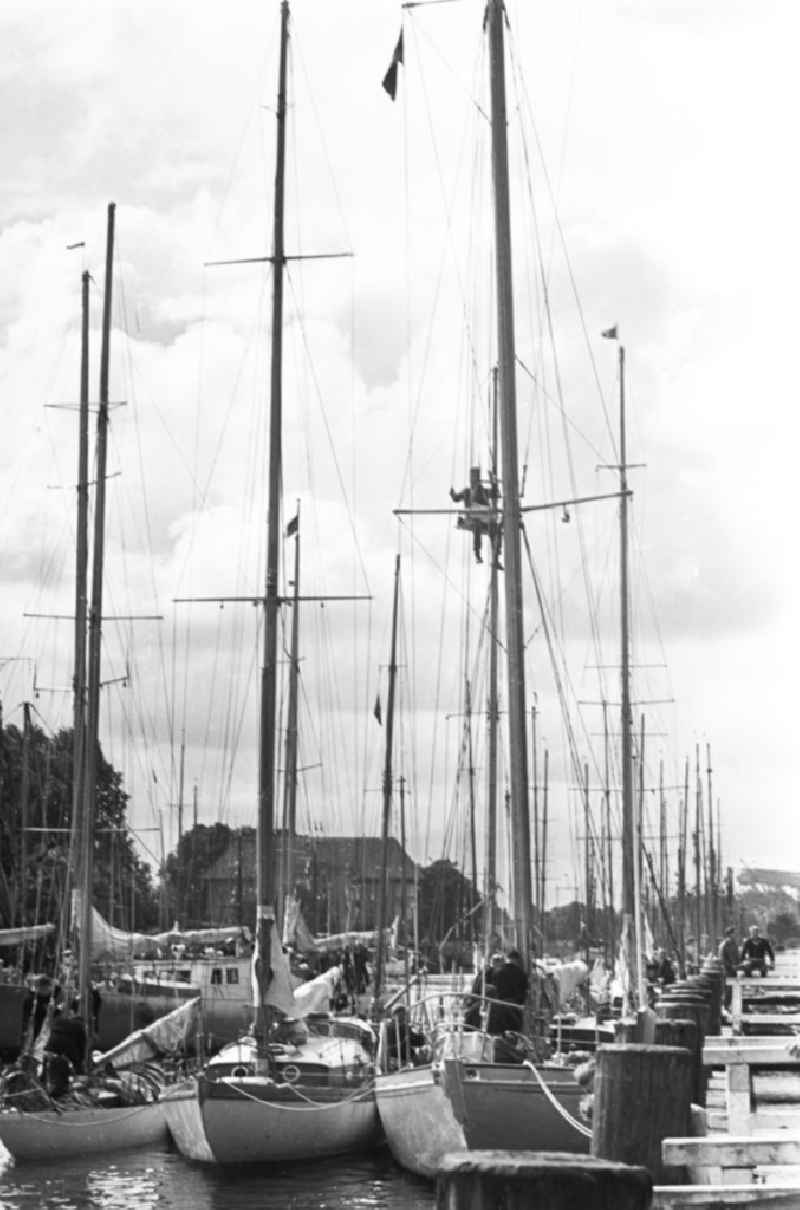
[435,1150,652,1210]
[652,1017,700,1103]
[657,993,710,1105]
[592,1043,693,1183]
[685,974,721,1036]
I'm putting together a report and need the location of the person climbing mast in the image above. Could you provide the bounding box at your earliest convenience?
[450,465,502,567]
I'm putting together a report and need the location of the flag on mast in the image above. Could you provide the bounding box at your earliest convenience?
[286,513,298,538]
[373,693,382,725]
[601,325,618,340]
[382,29,404,100]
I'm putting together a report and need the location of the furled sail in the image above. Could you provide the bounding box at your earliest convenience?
[72,891,250,960]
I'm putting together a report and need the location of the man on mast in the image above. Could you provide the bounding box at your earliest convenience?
[450,466,502,568]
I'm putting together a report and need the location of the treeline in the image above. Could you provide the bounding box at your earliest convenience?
[0,715,158,937]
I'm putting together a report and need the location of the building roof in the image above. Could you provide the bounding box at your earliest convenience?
[205,832,416,884]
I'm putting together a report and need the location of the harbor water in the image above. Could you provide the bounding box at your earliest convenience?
[0,1142,435,1209]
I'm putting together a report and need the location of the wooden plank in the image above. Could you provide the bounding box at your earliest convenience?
[662,1135,800,1167]
[727,1063,753,1134]
[704,1042,800,1067]
[706,1035,798,1049]
[654,1186,800,1207]
[738,1015,800,1026]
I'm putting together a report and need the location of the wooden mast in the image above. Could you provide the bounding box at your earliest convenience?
[705,741,715,950]
[79,200,115,1043]
[617,340,638,1009]
[281,502,301,925]
[465,677,478,943]
[487,0,532,962]
[71,270,90,900]
[603,700,614,965]
[679,755,689,975]
[374,554,401,1005]
[485,366,499,947]
[694,743,702,966]
[255,0,289,1044]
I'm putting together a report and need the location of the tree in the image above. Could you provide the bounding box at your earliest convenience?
[0,719,158,947]
[160,822,247,928]
[417,858,480,969]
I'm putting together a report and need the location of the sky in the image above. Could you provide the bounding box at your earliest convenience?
[0,0,798,921]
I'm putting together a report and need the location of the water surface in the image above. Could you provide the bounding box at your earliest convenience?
[0,1142,435,1209]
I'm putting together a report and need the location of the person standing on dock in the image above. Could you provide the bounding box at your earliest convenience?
[740,924,775,977]
[719,925,739,1007]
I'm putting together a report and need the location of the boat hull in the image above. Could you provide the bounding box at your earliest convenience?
[162,1074,380,1164]
[0,1101,166,1164]
[375,1059,589,1178]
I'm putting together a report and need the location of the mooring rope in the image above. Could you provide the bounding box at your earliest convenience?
[223,1077,376,1112]
[522,1060,592,1139]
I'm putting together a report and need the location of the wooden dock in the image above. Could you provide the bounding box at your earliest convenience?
[653,954,800,1207]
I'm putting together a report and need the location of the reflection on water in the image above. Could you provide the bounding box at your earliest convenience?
[0,1143,435,1209]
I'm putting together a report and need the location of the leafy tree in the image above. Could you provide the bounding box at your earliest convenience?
[161,822,248,927]
[417,858,479,968]
[0,717,158,948]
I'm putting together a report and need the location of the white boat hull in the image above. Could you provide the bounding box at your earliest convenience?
[162,1074,379,1164]
[375,1058,590,1177]
[0,1101,166,1164]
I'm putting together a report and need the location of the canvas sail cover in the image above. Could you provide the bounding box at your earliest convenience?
[0,924,55,947]
[98,997,200,1067]
[72,891,249,960]
[292,965,342,1016]
[312,928,391,955]
[282,893,318,952]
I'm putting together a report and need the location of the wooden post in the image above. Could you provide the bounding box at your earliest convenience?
[592,1044,693,1182]
[653,1017,700,1102]
[435,1151,652,1210]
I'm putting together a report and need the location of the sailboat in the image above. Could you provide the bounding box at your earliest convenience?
[160,0,379,1164]
[372,0,620,1175]
[0,206,174,1164]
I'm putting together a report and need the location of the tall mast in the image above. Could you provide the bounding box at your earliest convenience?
[465,677,478,943]
[603,700,614,964]
[18,702,31,932]
[79,200,115,1042]
[71,270,90,901]
[679,755,689,975]
[705,741,715,950]
[255,0,289,1041]
[531,701,539,944]
[485,366,499,947]
[374,554,401,1004]
[281,502,301,924]
[694,743,702,966]
[487,0,532,961]
[659,759,667,945]
[616,339,638,1008]
[541,748,549,949]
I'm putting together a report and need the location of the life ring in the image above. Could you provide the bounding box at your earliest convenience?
[281,1064,300,1084]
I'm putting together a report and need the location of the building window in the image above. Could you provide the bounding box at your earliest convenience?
[210,968,223,985]
[226,968,239,985]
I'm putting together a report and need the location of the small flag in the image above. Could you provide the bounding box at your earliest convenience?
[382,28,404,101]
[152,769,158,784]
[601,325,618,340]
[373,693,382,725]
[286,514,298,538]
